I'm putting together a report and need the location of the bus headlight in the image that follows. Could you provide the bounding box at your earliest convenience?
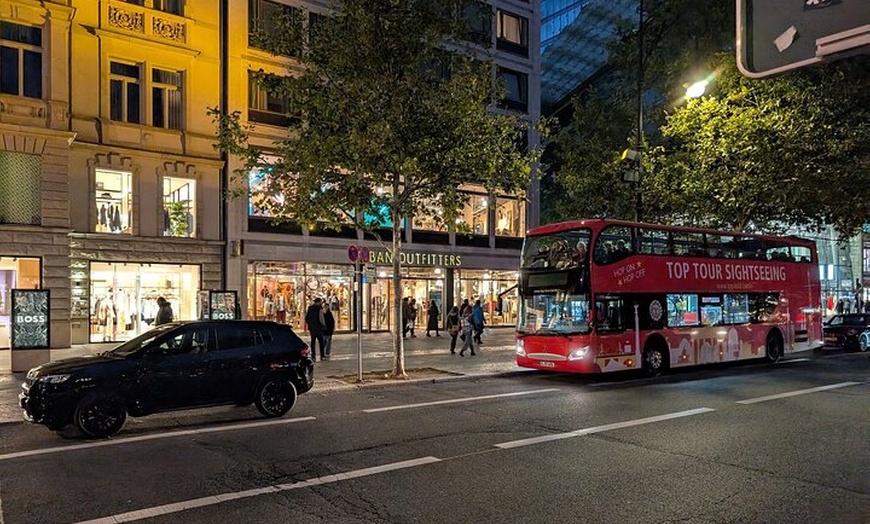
[568,346,590,361]
[515,339,526,356]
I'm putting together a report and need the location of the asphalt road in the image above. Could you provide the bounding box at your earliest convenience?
[0,351,867,524]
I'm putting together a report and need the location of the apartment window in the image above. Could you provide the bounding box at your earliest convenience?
[249,0,302,56]
[496,10,528,56]
[498,67,528,112]
[95,169,133,235]
[0,151,41,225]
[154,0,183,15]
[110,62,141,124]
[248,71,294,127]
[163,176,196,237]
[152,68,183,130]
[463,2,492,45]
[0,21,43,99]
[121,0,145,5]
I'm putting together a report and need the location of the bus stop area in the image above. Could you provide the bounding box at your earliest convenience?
[0,328,525,424]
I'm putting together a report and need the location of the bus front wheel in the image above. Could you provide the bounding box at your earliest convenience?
[643,343,668,377]
[765,332,784,363]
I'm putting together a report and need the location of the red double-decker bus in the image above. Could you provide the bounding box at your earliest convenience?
[516,219,822,375]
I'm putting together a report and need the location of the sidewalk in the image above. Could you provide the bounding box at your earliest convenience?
[0,328,525,424]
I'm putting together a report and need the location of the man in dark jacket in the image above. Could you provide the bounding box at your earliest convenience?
[155,297,174,325]
[322,301,335,360]
[305,297,326,361]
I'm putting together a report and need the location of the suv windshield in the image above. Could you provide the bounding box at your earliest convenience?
[518,292,591,335]
[107,324,179,357]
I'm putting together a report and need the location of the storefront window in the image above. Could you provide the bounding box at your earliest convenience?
[89,262,200,342]
[456,193,489,235]
[95,169,133,234]
[248,262,353,331]
[0,256,40,349]
[454,269,518,327]
[249,164,290,218]
[494,197,524,237]
[163,176,196,237]
[399,267,446,333]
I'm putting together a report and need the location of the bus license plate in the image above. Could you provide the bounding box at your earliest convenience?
[539,361,555,368]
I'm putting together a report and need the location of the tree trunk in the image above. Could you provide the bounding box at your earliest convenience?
[391,203,407,378]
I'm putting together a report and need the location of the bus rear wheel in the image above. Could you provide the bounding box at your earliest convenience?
[643,343,668,377]
[765,332,784,363]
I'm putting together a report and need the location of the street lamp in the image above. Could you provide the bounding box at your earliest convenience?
[686,79,708,99]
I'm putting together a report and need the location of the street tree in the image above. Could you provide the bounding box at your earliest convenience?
[213,0,541,377]
[646,53,870,235]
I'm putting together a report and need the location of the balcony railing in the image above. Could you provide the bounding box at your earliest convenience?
[103,0,188,45]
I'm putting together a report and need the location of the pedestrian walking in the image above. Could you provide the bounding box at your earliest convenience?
[322,301,335,360]
[426,300,441,337]
[446,306,460,354]
[459,298,471,317]
[155,297,174,325]
[408,298,418,338]
[402,297,411,338]
[472,298,485,344]
[305,297,326,361]
[459,309,476,357]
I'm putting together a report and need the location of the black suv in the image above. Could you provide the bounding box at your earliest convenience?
[19,321,314,438]
[822,314,870,351]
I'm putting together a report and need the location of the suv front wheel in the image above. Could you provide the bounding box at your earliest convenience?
[73,391,127,438]
[255,377,298,418]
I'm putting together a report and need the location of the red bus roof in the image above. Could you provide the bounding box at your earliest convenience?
[526,219,814,247]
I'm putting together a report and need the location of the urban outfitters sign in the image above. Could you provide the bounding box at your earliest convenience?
[368,250,462,267]
[11,289,50,349]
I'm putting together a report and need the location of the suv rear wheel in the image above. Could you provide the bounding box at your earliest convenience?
[74,392,127,438]
[255,377,298,418]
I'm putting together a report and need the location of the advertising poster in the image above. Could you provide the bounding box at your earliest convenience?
[209,290,239,320]
[11,289,50,349]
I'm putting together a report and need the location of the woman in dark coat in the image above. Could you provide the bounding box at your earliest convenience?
[426,300,440,337]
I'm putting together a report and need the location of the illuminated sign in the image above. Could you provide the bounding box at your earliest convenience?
[209,290,239,320]
[368,250,462,267]
[11,289,50,349]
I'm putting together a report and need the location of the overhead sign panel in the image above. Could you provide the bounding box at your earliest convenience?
[737,0,869,78]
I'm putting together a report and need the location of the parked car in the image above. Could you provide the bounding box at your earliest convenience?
[859,330,870,352]
[822,314,870,351]
[19,320,313,438]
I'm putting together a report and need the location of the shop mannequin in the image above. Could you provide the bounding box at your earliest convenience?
[100,295,115,342]
[276,294,286,323]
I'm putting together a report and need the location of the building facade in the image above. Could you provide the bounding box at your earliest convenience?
[1,0,225,351]
[226,0,542,333]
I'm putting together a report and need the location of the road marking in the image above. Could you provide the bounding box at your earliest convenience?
[362,389,561,413]
[736,382,862,405]
[0,416,316,462]
[73,456,442,524]
[494,408,716,449]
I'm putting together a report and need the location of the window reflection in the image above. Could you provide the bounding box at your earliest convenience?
[494,197,524,237]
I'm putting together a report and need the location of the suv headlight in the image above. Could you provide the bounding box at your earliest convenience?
[38,374,71,384]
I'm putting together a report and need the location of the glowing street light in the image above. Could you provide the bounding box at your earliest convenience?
[686,79,709,99]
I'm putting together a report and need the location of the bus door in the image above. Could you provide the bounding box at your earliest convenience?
[594,296,635,358]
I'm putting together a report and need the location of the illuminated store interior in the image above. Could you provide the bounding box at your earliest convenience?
[0,257,41,349]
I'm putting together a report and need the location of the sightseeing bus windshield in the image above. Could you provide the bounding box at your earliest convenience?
[518,291,591,335]
[522,229,592,270]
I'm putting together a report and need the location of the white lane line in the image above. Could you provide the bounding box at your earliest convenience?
[73,456,442,524]
[362,389,561,413]
[0,416,316,462]
[736,382,862,405]
[494,408,716,449]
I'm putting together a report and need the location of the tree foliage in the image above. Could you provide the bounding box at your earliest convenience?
[647,54,870,235]
[212,0,542,377]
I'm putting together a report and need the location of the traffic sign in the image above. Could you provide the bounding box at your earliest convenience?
[737,0,869,78]
[360,245,370,264]
[347,244,359,263]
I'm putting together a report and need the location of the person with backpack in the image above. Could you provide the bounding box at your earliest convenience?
[305,297,326,361]
[472,298,485,344]
[459,308,476,357]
